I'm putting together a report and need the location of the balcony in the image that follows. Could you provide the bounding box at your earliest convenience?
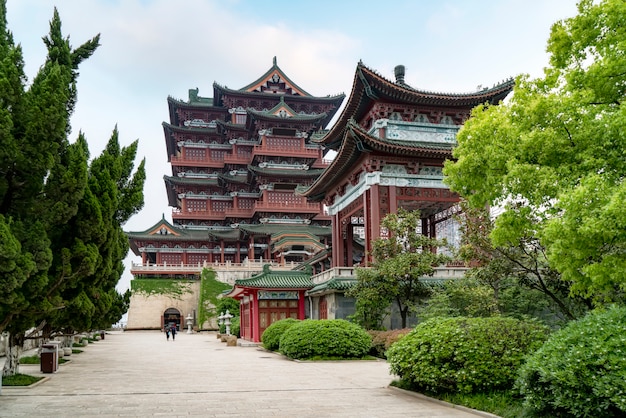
[170,155,224,168]
[130,259,299,276]
[252,144,321,159]
[172,208,225,221]
[223,153,252,165]
[254,199,322,214]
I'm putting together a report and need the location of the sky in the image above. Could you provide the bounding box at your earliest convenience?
[5,0,580,293]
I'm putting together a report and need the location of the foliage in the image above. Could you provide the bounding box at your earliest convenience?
[387,316,549,394]
[230,316,240,338]
[18,355,39,365]
[367,328,411,358]
[349,209,451,328]
[0,3,99,337]
[420,278,499,321]
[348,268,391,330]
[131,279,194,298]
[1,373,42,386]
[454,202,590,323]
[196,269,231,328]
[215,297,239,317]
[261,318,300,351]
[279,319,371,360]
[443,0,626,305]
[517,305,626,417]
[0,2,144,376]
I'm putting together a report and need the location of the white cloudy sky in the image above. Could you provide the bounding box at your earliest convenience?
[6,0,579,292]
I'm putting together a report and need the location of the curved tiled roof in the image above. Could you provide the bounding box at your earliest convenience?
[234,268,313,289]
[316,61,514,149]
[306,277,357,296]
[238,224,332,237]
[299,120,453,200]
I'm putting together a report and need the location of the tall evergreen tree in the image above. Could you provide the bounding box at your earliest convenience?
[0,3,144,377]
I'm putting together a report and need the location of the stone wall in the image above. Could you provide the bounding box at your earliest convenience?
[126,281,200,330]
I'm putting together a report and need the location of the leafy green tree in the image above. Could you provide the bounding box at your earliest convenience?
[47,128,145,335]
[444,0,626,305]
[454,202,590,321]
[349,209,451,328]
[0,4,100,375]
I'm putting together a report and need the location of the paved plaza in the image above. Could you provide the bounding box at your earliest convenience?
[1,331,491,417]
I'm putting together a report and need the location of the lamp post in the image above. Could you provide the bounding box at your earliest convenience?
[186,314,193,334]
[224,310,234,336]
[218,312,225,335]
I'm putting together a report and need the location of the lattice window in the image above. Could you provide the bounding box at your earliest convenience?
[161,253,183,264]
[268,137,298,148]
[210,150,225,161]
[239,199,254,209]
[268,192,300,205]
[188,254,209,265]
[186,148,206,161]
[186,200,207,212]
[211,201,231,212]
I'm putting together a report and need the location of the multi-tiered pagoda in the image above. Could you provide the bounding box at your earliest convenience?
[128,58,344,276]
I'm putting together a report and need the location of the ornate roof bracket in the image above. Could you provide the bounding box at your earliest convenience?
[348,122,372,153]
[357,67,379,100]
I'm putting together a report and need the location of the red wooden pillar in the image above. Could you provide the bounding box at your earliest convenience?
[362,190,371,267]
[345,224,354,267]
[389,185,398,214]
[332,212,341,267]
[251,292,260,342]
[370,184,381,241]
[235,242,241,263]
[220,240,225,263]
[298,291,306,319]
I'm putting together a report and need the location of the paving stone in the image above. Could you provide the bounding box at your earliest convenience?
[0,331,486,417]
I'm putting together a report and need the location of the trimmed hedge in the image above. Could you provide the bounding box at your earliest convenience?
[261,318,300,351]
[517,305,626,417]
[387,316,549,394]
[368,329,412,359]
[279,319,372,360]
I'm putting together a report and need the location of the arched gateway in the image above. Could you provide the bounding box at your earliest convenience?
[163,308,181,331]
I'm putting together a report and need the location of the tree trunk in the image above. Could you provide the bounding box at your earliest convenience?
[2,332,24,377]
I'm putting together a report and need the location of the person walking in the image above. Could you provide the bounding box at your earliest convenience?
[170,324,177,341]
[165,326,170,341]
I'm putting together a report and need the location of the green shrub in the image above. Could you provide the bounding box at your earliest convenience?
[279,319,371,360]
[387,316,549,394]
[368,328,412,358]
[517,305,626,417]
[261,318,300,351]
[230,316,240,338]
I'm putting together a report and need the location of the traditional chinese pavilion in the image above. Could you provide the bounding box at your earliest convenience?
[127,58,344,275]
[224,62,514,341]
[299,62,514,268]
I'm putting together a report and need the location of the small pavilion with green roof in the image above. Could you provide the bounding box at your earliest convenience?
[225,265,313,342]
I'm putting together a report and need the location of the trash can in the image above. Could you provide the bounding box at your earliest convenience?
[100,331,105,340]
[41,343,59,373]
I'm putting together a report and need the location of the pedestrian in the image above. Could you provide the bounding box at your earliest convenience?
[165,326,170,341]
[170,324,177,341]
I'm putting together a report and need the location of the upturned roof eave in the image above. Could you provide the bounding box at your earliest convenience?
[315,61,514,148]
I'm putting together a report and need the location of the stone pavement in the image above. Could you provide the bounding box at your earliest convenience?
[0,331,492,417]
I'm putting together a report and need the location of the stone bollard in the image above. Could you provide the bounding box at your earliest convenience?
[226,335,237,346]
[220,335,227,342]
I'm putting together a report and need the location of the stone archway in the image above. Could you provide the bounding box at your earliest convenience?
[163,308,181,331]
